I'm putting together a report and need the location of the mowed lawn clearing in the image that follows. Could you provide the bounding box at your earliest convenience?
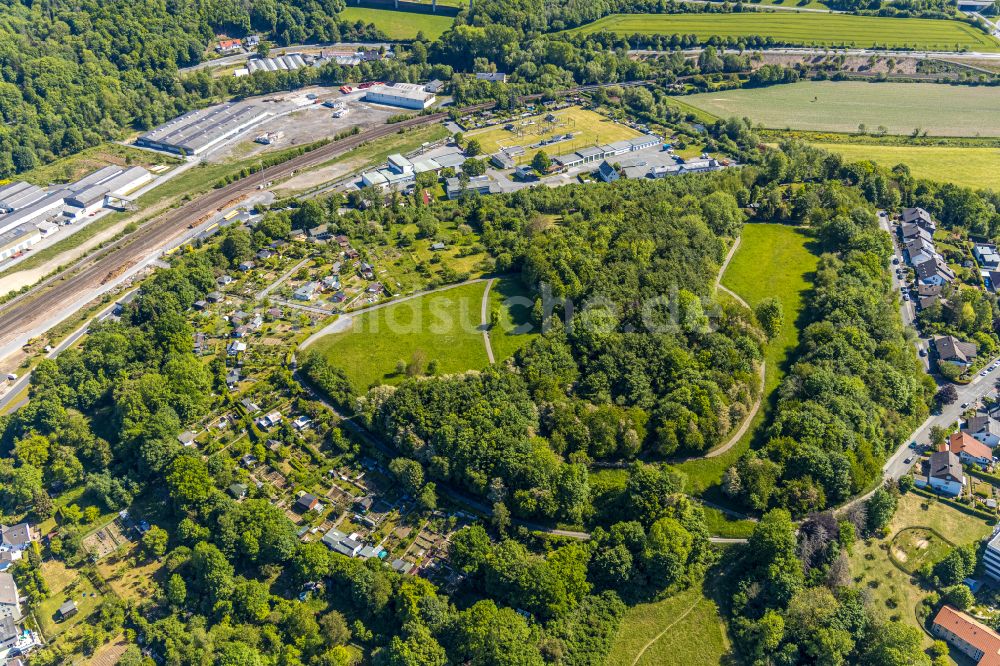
[567,13,999,51]
[487,278,539,363]
[608,581,730,666]
[850,492,992,639]
[677,224,818,493]
[339,7,454,40]
[680,82,1000,137]
[466,107,642,163]
[815,142,1000,190]
[312,281,489,390]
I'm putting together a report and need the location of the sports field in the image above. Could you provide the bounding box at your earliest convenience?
[339,7,454,40]
[815,142,1000,189]
[681,82,1000,137]
[466,107,642,163]
[568,13,999,51]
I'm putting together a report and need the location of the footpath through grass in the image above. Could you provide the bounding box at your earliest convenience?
[681,82,1000,137]
[815,142,1000,190]
[339,7,454,40]
[567,12,999,52]
[676,224,818,494]
[607,579,730,666]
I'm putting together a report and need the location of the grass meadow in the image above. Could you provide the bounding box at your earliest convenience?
[815,142,1000,190]
[680,82,1000,137]
[849,492,992,641]
[677,224,818,494]
[607,579,731,666]
[567,12,999,52]
[339,7,454,40]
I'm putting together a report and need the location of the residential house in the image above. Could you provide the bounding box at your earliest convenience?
[295,493,320,513]
[935,335,978,366]
[966,415,1000,448]
[293,416,312,431]
[0,524,36,553]
[976,244,1000,269]
[902,207,936,230]
[216,38,242,54]
[321,276,340,291]
[0,551,22,572]
[916,450,965,496]
[947,432,993,467]
[227,340,247,356]
[900,223,933,243]
[0,573,19,620]
[931,605,1000,665]
[0,616,18,651]
[597,161,619,183]
[321,529,363,558]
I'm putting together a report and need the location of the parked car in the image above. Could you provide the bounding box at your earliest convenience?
[5,373,16,381]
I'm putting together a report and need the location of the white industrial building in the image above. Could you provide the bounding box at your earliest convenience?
[0,165,152,261]
[364,83,436,110]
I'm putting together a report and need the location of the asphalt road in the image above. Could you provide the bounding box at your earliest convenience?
[876,210,999,484]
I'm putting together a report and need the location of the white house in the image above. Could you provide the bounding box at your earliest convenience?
[916,450,965,496]
[965,415,1000,448]
[0,524,36,553]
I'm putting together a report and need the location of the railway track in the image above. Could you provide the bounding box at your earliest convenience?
[0,81,654,349]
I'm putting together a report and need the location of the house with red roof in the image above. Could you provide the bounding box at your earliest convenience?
[933,605,1000,665]
[948,431,994,468]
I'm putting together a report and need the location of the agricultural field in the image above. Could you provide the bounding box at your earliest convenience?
[607,580,730,666]
[815,142,1000,190]
[679,82,1000,137]
[677,224,819,493]
[567,13,1000,52]
[466,107,642,163]
[311,279,508,391]
[339,7,454,40]
[849,492,992,638]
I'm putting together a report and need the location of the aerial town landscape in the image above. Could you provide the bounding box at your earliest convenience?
[2,0,1000,664]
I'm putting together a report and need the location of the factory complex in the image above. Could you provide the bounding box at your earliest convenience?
[135,104,272,156]
[0,165,152,262]
[364,83,437,110]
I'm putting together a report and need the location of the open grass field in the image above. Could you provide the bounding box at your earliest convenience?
[312,278,536,391]
[681,82,1000,137]
[466,107,642,163]
[849,492,992,638]
[677,224,818,493]
[487,278,538,362]
[567,13,999,52]
[608,580,730,666]
[339,7,454,40]
[815,142,1000,190]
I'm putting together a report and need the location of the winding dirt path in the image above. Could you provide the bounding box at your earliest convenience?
[702,237,765,459]
[481,277,496,364]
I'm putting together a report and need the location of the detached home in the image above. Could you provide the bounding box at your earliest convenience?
[916,450,965,496]
[965,415,1000,448]
[932,605,1000,666]
[947,432,993,468]
[935,335,978,367]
